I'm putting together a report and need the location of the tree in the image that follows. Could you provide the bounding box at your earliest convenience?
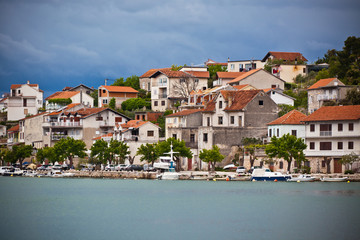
[171,64,183,71]
[340,152,359,171]
[199,145,225,172]
[278,104,295,117]
[109,97,116,110]
[54,137,87,167]
[137,143,159,166]
[242,138,264,168]
[12,144,33,169]
[90,90,98,107]
[315,68,333,81]
[172,73,199,99]
[207,64,227,88]
[36,146,58,164]
[90,139,109,166]
[265,134,307,172]
[157,138,193,172]
[112,77,125,86]
[121,98,150,111]
[0,148,11,166]
[112,75,140,90]
[340,87,360,105]
[110,140,130,164]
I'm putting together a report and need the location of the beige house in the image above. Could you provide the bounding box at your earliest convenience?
[20,112,48,149]
[227,59,264,72]
[139,68,170,92]
[307,78,353,114]
[7,81,44,121]
[45,91,93,111]
[303,105,360,173]
[7,124,20,147]
[98,85,138,109]
[227,69,285,90]
[150,69,209,112]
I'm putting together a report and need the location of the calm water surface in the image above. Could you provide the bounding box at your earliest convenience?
[0,177,360,240]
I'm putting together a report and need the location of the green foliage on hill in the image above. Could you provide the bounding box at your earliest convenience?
[112,75,140,90]
[121,98,151,111]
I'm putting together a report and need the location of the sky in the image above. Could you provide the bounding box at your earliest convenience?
[0,0,359,97]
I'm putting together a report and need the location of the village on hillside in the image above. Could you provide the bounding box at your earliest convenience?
[1,43,360,175]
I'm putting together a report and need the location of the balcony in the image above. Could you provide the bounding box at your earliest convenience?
[317,94,337,101]
[51,134,82,141]
[45,121,82,128]
[158,81,167,87]
[320,131,332,136]
[99,121,114,128]
[159,93,168,99]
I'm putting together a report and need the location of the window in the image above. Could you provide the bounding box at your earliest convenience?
[239,64,243,71]
[310,124,315,132]
[218,116,223,125]
[115,117,122,122]
[190,134,195,143]
[147,131,154,137]
[103,99,108,104]
[279,161,283,169]
[277,128,279,137]
[230,116,234,124]
[219,101,222,109]
[271,85,277,89]
[338,142,343,150]
[207,117,210,126]
[259,100,264,106]
[96,116,103,121]
[195,79,199,83]
[230,64,234,70]
[203,133,208,142]
[320,124,332,136]
[320,142,332,150]
[161,101,165,106]
[239,116,242,127]
[348,142,354,149]
[310,142,315,150]
[172,134,177,139]
[321,161,326,168]
[269,129,272,137]
[154,101,158,106]
[24,109,28,115]
[349,123,354,131]
[103,89,106,93]
[338,123,343,132]
[291,130,297,136]
[23,99,27,107]
[180,78,185,83]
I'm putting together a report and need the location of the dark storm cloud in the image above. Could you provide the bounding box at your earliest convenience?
[0,0,359,96]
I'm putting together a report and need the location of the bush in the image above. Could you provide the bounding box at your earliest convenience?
[345,170,354,174]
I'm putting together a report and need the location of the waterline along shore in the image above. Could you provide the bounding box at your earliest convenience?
[25,170,360,181]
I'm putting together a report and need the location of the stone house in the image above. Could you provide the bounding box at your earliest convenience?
[45,91,93,111]
[227,69,285,90]
[262,51,308,83]
[98,85,138,109]
[302,105,360,174]
[307,78,353,114]
[42,107,130,149]
[198,89,279,163]
[149,69,209,112]
[7,81,43,121]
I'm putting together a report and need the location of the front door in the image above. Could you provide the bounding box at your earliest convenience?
[334,158,342,173]
[187,158,192,171]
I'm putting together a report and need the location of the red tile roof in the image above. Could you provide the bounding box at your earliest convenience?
[233,84,250,90]
[302,105,360,122]
[167,109,203,117]
[93,133,113,140]
[227,69,262,84]
[10,84,39,89]
[268,110,307,125]
[100,86,138,93]
[0,97,7,103]
[8,124,19,132]
[20,112,48,121]
[221,90,262,111]
[121,120,148,129]
[45,91,80,100]
[307,78,342,90]
[217,72,245,79]
[185,71,209,78]
[203,99,216,112]
[264,51,308,62]
[140,68,171,78]
[147,112,163,122]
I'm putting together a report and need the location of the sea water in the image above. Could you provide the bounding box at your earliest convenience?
[0,177,359,240]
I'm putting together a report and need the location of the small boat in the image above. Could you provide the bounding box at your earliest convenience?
[157,168,179,180]
[153,156,176,170]
[49,169,75,178]
[3,167,24,176]
[320,177,348,182]
[250,168,291,181]
[23,170,38,177]
[287,174,315,182]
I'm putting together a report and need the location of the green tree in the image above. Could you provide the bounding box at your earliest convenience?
[340,152,359,171]
[121,98,150,111]
[265,134,307,172]
[207,64,227,88]
[36,146,58,164]
[278,104,296,117]
[111,140,130,164]
[109,97,116,110]
[54,137,87,168]
[0,148,11,166]
[12,144,33,169]
[199,145,225,172]
[157,138,192,172]
[125,75,140,90]
[340,87,360,105]
[242,138,264,168]
[171,64,183,71]
[90,90,98,107]
[90,139,109,165]
[137,143,159,166]
[112,77,125,86]
[315,68,333,81]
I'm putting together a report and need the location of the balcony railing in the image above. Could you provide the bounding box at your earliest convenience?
[99,121,114,127]
[317,94,337,101]
[158,81,167,87]
[48,121,82,127]
[51,135,82,141]
[320,131,332,136]
[159,94,167,99]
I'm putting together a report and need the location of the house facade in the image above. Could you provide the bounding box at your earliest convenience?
[307,78,353,114]
[227,69,285,90]
[264,88,295,106]
[7,81,43,121]
[213,72,246,87]
[20,112,48,149]
[302,105,360,173]
[98,86,138,109]
[227,59,264,72]
[45,91,93,111]
[7,124,20,147]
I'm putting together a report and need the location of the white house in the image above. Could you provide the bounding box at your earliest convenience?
[45,91,93,111]
[264,88,295,106]
[7,81,43,121]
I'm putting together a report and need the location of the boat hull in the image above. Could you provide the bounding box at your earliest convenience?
[251,176,290,181]
[321,177,348,182]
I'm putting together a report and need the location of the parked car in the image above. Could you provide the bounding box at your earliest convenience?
[115,164,128,171]
[125,165,143,171]
[105,164,115,171]
[236,166,247,174]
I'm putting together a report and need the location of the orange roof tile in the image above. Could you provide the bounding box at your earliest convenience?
[227,69,262,84]
[217,72,245,79]
[150,69,190,78]
[203,99,216,112]
[268,110,307,125]
[302,105,360,122]
[100,86,138,93]
[167,109,203,117]
[233,84,250,90]
[307,78,342,90]
[46,91,80,100]
[11,84,39,89]
[140,68,171,78]
[185,71,209,78]
[0,97,7,103]
[93,133,113,140]
[121,120,148,129]
[264,51,308,62]
[221,90,262,111]
[8,124,19,132]
[20,112,48,121]
[207,62,228,66]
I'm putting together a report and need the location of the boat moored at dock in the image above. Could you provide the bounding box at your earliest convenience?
[250,168,291,181]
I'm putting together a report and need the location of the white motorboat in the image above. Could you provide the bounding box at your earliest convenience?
[157,168,180,180]
[153,156,176,170]
[287,174,315,182]
[250,168,291,181]
[320,177,348,182]
[49,169,75,178]
[23,170,38,177]
[3,167,24,176]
